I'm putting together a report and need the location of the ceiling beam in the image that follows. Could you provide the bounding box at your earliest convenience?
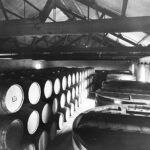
[76,0,119,18]
[39,0,55,22]
[1,46,150,54]
[1,16,150,37]
[0,52,141,60]
[0,0,8,20]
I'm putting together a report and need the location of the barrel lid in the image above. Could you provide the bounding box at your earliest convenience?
[23,144,36,150]
[70,103,74,116]
[72,73,76,85]
[58,113,64,130]
[49,122,57,141]
[79,72,82,82]
[5,84,24,113]
[76,86,79,97]
[68,74,71,87]
[62,76,67,91]
[28,82,41,105]
[54,78,61,95]
[44,80,53,99]
[52,98,58,114]
[65,107,70,122]
[76,72,79,83]
[42,104,51,124]
[6,119,24,149]
[60,93,66,108]
[27,110,40,135]
[72,88,75,100]
[38,131,48,150]
[67,90,71,104]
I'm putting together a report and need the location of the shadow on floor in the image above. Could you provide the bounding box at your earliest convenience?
[46,130,72,150]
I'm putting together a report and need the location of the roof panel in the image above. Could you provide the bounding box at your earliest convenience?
[95,0,123,15]
[126,0,150,17]
[76,1,99,19]
[122,32,147,44]
[61,0,83,16]
[140,36,150,47]
[1,0,47,20]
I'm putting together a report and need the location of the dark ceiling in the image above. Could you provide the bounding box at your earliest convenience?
[0,0,150,61]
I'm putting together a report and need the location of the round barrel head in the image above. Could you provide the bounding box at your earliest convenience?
[68,74,71,87]
[52,98,58,115]
[67,90,71,104]
[76,72,79,83]
[54,78,61,95]
[62,76,67,91]
[60,93,66,108]
[72,73,76,85]
[38,131,48,150]
[72,88,75,100]
[28,82,41,105]
[22,143,36,150]
[42,104,51,124]
[5,119,24,150]
[44,80,53,99]
[58,113,64,130]
[27,110,40,135]
[5,84,24,113]
[65,107,70,122]
[76,86,79,97]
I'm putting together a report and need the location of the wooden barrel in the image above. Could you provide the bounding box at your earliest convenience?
[76,72,79,84]
[36,130,48,150]
[0,83,24,114]
[71,87,76,100]
[53,112,64,130]
[22,129,48,150]
[57,93,66,109]
[4,72,41,105]
[49,98,58,115]
[75,86,79,98]
[22,143,36,150]
[62,75,67,91]
[72,73,76,86]
[44,80,53,99]
[59,106,70,122]
[67,74,72,88]
[27,70,60,96]
[0,118,24,150]
[66,90,71,105]
[29,102,51,124]
[16,107,40,135]
[28,81,41,105]
[74,99,78,111]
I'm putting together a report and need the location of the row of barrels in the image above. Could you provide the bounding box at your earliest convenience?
[0,67,94,115]
[0,67,95,150]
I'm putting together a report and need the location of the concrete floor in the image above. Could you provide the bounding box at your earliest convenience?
[47,99,95,150]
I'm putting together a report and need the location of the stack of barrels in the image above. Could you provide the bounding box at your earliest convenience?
[0,67,94,150]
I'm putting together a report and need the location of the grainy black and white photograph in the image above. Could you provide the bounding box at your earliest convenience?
[0,0,149,150]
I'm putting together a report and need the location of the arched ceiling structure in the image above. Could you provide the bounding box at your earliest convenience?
[0,0,150,61]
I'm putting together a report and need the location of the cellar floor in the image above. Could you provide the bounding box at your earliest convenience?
[46,98,96,150]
